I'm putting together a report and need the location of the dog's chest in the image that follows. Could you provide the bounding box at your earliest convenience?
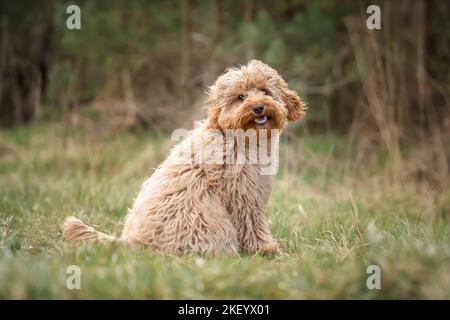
[220,164,272,208]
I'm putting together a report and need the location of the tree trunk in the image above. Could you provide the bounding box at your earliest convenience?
[0,2,53,125]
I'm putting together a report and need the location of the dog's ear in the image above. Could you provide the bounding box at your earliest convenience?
[281,86,305,121]
[205,104,221,130]
[204,84,223,130]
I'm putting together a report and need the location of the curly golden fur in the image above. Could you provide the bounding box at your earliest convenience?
[61,60,305,255]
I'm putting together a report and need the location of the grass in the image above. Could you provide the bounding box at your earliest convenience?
[0,121,449,299]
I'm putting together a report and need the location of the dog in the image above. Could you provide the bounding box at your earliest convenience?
[61,60,305,255]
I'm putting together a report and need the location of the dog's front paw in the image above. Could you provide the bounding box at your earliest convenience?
[258,241,280,255]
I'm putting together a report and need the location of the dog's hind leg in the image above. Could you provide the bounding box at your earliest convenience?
[120,190,239,255]
[185,200,240,256]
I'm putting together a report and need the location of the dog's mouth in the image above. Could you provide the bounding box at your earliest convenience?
[254,115,269,125]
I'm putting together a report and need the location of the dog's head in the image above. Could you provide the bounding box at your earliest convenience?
[205,60,305,132]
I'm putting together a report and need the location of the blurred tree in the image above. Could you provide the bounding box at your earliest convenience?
[0,0,54,124]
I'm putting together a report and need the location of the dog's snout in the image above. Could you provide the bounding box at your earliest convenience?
[252,105,264,115]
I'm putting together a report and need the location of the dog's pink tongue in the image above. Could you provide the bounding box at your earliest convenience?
[254,115,268,125]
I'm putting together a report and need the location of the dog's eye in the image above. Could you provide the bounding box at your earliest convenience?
[238,94,246,101]
[261,89,269,95]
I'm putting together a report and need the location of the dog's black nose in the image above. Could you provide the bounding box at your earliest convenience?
[252,105,264,115]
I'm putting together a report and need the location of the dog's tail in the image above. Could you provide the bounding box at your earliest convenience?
[60,216,117,242]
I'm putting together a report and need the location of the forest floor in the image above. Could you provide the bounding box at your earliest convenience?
[0,121,449,299]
